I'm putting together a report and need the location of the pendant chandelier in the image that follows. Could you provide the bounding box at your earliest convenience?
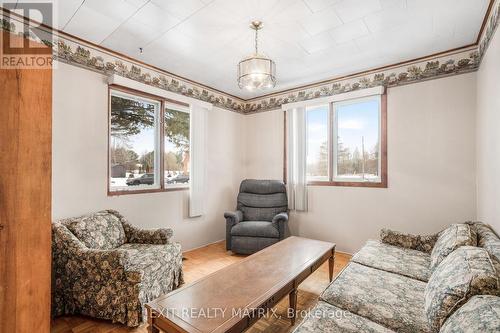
[237,21,276,91]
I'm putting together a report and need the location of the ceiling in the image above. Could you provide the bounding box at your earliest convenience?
[14,0,490,99]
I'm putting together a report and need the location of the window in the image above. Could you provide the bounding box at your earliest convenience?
[305,95,386,187]
[306,105,329,181]
[109,88,190,194]
[164,104,190,188]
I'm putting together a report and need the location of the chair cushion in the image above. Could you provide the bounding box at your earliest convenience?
[430,223,477,271]
[118,242,183,297]
[352,240,432,281]
[237,180,287,222]
[293,301,395,333]
[240,206,286,222]
[440,295,500,333]
[424,246,500,331]
[321,262,431,333]
[64,210,126,250]
[230,221,280,238]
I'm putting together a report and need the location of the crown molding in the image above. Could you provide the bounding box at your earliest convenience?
[1,0,499,115]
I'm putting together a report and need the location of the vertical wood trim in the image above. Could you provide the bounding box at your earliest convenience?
[380,94,388,187]
[0,31,52,333]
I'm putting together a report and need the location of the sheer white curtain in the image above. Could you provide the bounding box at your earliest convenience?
[286,107,308,212]
[189,104,208,217]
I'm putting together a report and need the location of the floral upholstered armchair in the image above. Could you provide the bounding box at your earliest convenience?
[51,209,183,327]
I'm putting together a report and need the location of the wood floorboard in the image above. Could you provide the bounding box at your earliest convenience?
[51,241,351,333]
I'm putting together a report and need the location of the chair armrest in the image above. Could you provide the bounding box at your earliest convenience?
[224,210,243,250]
[380,228,438,253]
[123,223,173,245]
[224,210,243,224]
[273,212,289,240]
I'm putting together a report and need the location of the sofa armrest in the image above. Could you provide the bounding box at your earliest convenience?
[123,223,173,245]
[273,212,289,240]
[380,228,438,254]
[224,210,243,250]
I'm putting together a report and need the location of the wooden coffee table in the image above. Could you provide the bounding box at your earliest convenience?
[146,236,335,333]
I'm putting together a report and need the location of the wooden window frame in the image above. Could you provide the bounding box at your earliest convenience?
[284,94,387,188]
[107,84,190,196]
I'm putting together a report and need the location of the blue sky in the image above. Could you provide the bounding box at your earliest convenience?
[307,99,379,163]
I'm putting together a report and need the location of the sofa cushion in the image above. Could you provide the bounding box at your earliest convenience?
[64,210,126,250]
[293,301,395,333]
[321,262,431,333]
[424,246,500,331]
[380,229,438,254]
[474,222,500,263]
[440,295,500,333]
[352,240,432,282]
[230,221,280,238]
[430,224,477,271]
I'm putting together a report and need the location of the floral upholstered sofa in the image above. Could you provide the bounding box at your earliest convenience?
[294,222,500,332]
[52,209,184,327]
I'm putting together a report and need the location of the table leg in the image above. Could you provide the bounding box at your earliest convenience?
[329,255,334,282]
[147,308,160,333]
[289,289,298,325]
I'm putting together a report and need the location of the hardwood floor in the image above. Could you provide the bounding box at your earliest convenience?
[51,241,351,333]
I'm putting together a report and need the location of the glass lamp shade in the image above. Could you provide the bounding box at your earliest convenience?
[237,55,276,90]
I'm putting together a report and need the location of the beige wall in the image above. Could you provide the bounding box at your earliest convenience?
[245,74,477,253]
[53,61,479,254]
[52,62,246,251]
[477,28,500,232]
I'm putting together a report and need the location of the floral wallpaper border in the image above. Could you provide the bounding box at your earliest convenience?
[1,0,499,115]
[243,48,479,114]
[479,0,500,62]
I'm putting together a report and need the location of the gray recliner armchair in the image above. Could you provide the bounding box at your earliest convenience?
[225,179,289,254]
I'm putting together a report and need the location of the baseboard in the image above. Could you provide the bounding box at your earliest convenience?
[183,239,225,253]
[336,250,353,256]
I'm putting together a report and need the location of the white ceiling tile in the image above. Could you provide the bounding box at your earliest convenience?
[299,5,343,36]
[150,0,206,21]
[101,18,163,54]
[64,6,122,44]
[83,0,143,22]
[15,0,84,29]
[379,0,406,9]
[132,2,181,32]
[363,5,410,33]
[299,31,336,54]
[210,0,283,22]
[55,0,84,29]
[266,22,311,45]
[330,19,369,44]
[40,0,488,98]
[302,0,342,13]
[334,0,382,23]
[264,0,313,24]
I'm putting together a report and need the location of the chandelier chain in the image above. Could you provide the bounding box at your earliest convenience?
[255,28,258,54]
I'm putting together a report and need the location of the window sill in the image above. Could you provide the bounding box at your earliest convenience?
[307,180,387,188]
[108,187,189,196]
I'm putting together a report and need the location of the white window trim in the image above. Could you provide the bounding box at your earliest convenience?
[109,90,162,192]
[164,103,191,190]
[108,74,213,110]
